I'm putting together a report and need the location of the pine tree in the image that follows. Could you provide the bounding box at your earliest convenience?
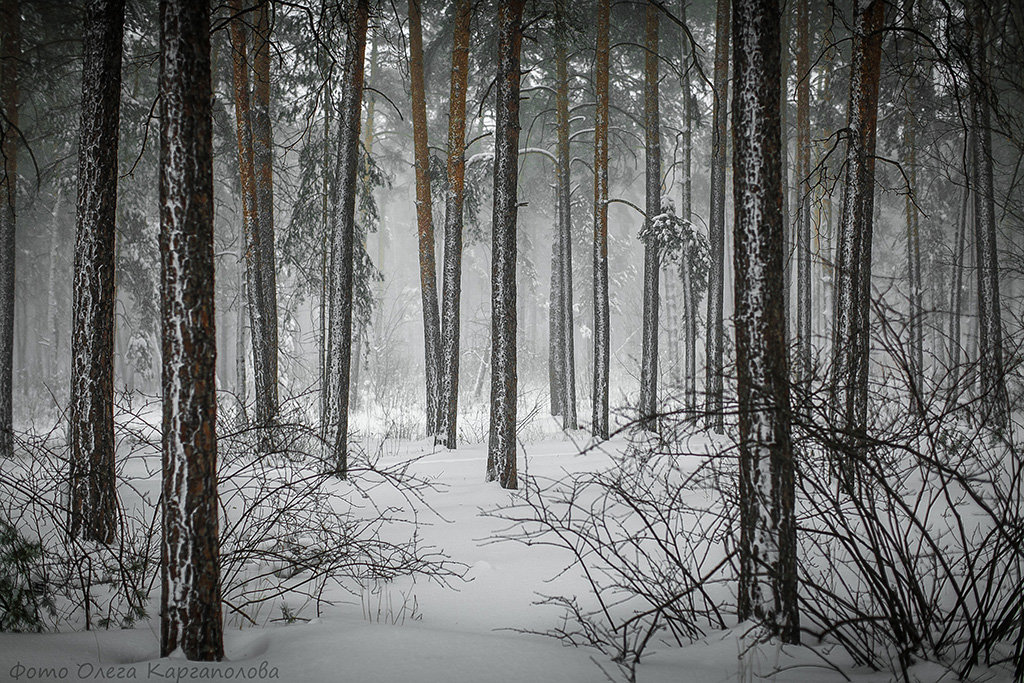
[0,0,19,460]
[794,0,812,381]
[591,0,610,440]
[705,0,730,433]
[439,0,472,449]
[638,2,661,433]
[831,0,885,490]
[408,0,442,437]
[324,0,369,477]
[732,0,799,643]
[158,0,223,660]
[69,0,124,544]
[486,0,526,490]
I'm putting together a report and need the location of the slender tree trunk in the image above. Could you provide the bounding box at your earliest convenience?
[46,191,62,379]
[591,0,610,440]
[439,0,472,448]
[486,0,525,490]
[408,0,442,436]
[252,0,279,427]
[968,0,1007,432]
[324,0,368,477]
[228,0,274,436]
[0,0,19,459]
[639,3,661,433]
[236,263,248,424]
[680,0,697,415]
[795,0,812,381]
[732,0,798,643]
[555,0,577,430]
[831,0,884,491]
[549,197,564,416]
[69,0,124,545]
[705,0,730,433]
[902,0,923,406]
[947,180,969,391]
[158,0,223,660]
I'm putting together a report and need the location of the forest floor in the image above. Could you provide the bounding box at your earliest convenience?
[0,411,1015,683]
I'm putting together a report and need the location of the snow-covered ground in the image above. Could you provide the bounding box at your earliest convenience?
[0,415,1015,683]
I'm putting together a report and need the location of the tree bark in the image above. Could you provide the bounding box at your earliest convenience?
[591,0,610,440]
[902,0,923,406]
[0,0,19,459]
[486,0,526,490]
[795,0,812,381]
[252,0,279,429]
[732,0,799,643]
[679,0,697,416]
[831,0,884,491]
[705,0,730,433]
[158,0,223,660]
[324,0,369,477]
[555,0,577,430]
[639,3,661,433]
[967,0,1007,432]
[69,0,124,545]
[439,0,472,448]
[408,0,442,436]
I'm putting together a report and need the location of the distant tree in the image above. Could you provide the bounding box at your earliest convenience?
[705,0,729,433]
[638,1,661,433]
[439,0,472,449]
[0,0,19,460]
[831,0,885,490]
[408,0,442,436]
[554,0,577,430]
[323,0,369,477]
[731,0,799,643]
[967,0,1007,433]
[158,0,223,660]
[591,0,610,440]
[486,0,526,490]
[69,0,124,544]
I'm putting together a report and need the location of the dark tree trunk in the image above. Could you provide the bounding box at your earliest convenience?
[549,203,564,417]
[0,0,19,459]
[705,0,729,433]
[831,0,884,491]
[158,0,223,661]
[679,0,697,416]
[69,0,124,545]
[324,0,369,477]
[555,0,577,430]
[967,0,1007,432]
[408,0,442,436]
[732,0,799,643]
[228,0,274,436]
[902,0,923,406]
[439,0,472,448]
[794,0,812,381]
[947,180,969,392]
[591,0,610,440]
[639,3,661,433]
[486,0,525,490]
[251,0,279,428]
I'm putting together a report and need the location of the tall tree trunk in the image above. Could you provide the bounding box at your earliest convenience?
[324,0,368,477]
[0,0,19,459]
[705,0,730,433]
[486,0,525,490]
[158,0,223,660]
[679,0,697,416]
[591,0,610,440]
[228,0,273,434]
[439,0,472,448]
[947,179,969,392]
[46,191,62,379]
[732,0,798,643]
[69,0,124,545]
[902,0,923,406]
[639,2,661,433]
[252,0,279,427]
[236,262,248,423]
[831,0,884,491]
[967,0,1007,432]
[408,0,442,436]
[555,0,577,430]
[549,196,564,416]
[794,0,812,381]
